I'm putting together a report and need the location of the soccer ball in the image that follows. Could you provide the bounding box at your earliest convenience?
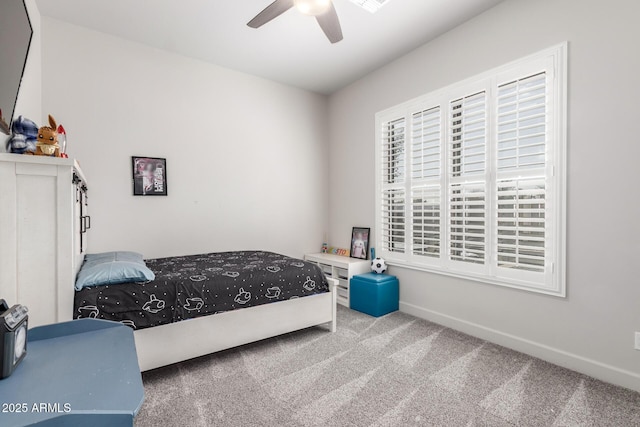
[371,257,387,274]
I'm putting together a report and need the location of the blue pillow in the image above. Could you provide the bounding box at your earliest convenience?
[75,251,155,290]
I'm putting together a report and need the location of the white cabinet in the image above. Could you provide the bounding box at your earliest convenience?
[0,154,88,327]
[304,253,370,308]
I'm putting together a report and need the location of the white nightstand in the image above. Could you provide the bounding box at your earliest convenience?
[304,253,371,307]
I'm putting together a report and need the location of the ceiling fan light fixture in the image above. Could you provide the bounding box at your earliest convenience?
[294,0,332,16]
[248,0,343,44]
[348,0,391,14]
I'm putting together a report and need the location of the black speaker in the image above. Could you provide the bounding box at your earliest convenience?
[0,300,28,379]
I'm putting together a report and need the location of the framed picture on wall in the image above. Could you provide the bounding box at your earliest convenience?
[132,156,168,196]
[350,227,370,260]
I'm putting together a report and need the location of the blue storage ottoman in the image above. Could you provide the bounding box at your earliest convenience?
[350,273,399,317]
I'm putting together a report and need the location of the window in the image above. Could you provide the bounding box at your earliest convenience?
[375,44,567,296]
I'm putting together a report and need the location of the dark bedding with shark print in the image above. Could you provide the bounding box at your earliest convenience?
[73,251,329,331]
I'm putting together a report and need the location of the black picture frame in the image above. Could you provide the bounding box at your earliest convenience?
[132,156,168,196]
[350,227,370,260]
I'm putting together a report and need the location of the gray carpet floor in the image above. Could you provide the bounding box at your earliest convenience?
[135,306,640,426]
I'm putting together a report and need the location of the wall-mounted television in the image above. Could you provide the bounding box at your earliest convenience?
[0,0,33,134]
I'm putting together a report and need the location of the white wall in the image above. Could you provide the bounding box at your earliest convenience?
[9,0,42,136]
[41,18,329,260]
[328,0,640,390]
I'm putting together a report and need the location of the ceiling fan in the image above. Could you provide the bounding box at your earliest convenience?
[247,0,343,44]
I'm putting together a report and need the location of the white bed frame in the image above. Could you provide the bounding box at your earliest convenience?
[1,155,338,371]
[134,278,338,371]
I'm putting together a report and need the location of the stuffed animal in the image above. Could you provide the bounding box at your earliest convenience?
[34,115,61,157]
[6,115,38,154]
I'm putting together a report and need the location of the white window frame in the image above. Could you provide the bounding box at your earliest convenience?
[375,43,567,296]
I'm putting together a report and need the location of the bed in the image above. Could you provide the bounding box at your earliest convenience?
[73,250,337,371]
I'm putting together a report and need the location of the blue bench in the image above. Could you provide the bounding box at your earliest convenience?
[0,319,144,427]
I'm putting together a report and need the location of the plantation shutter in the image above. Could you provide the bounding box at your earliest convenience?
[496,72,548,274]
[496,179,546,272]
[380,118,406,254]
[412,186,440,257]
[448,92,487,265]
[375,44,565,295]
[411,107,441,258]
[449,183,486,264]
[411,107,441,181]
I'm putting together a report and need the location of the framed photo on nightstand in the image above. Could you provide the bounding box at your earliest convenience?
[350,227,370,260]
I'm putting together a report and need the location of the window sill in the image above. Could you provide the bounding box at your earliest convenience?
[385,259,565,298]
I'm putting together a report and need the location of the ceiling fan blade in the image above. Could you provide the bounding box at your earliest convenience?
[247,0,295,28]
[315,2,343,43]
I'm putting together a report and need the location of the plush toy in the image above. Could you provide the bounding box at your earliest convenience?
[6,115,38,154]
[34,115,61,157]
[56,124,68,157]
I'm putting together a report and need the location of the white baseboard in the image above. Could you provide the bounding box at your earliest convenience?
[400,301,640,393]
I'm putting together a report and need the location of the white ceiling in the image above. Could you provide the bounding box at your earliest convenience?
[35,0,504,94]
